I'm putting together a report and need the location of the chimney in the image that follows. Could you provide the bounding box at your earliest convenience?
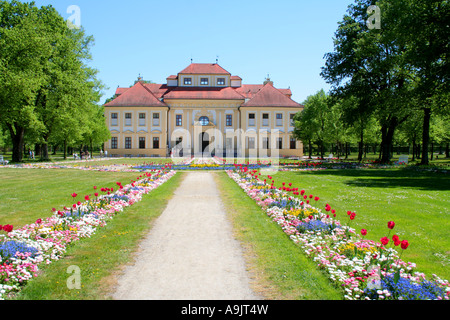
[263,75,273,86]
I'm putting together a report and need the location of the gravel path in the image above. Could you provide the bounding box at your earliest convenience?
[112,172,261,300]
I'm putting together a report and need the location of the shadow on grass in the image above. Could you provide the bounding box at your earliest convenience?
[290,168,450,191]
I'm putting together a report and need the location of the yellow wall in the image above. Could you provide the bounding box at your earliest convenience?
[104,100,304,158]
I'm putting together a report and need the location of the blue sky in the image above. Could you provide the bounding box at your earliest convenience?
[30,0,354,104]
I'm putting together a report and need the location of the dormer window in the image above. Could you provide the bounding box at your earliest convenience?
[184,78,192,85]
[200,78,209,85]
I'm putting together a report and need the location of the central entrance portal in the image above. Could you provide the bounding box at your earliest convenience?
[200,132,210,156]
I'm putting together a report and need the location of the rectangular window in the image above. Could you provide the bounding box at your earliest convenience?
[247,137,255,149]
[176,115,182,126]
[125,137,132,149]
[200,78,209,85]
[262,137,269,149]
[111,137,118,149]
[248,113,255,127]
[277,137,283,149]
[290,138,296,150]
[217,78,225,85]
[139,113,146,126]
[125,113,132,126]
[139,137,146,149]
[262,113,269,126]
[153,137,160,149]
[111,113,118,126]
[276,113,283,126]
[290,114,295,126]
[226,114,233,127]
[184,78,192,85]
[153,113,160,126]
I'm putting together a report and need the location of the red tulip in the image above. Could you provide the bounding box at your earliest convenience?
[361,229,367,236]
[314,196,320,201]
[380,237,389,246]
[94,192,99,197]
[36,219,42,224]
[387,221,395,230]
[300,190,305,195]
[350,212,356,220]
[2,224,13,233]
[392,235,400,246]
[401,240,409,250]
[71,193,77,198]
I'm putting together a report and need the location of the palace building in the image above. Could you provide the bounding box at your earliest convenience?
[103,63,304,158]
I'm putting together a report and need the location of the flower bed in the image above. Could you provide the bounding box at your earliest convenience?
[0,168,176,300]
[226,167,450,300]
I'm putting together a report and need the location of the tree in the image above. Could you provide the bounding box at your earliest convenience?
[386,0,449,165]
[0,1,107,162]
[292,90,336,159]
[0,0,49,162]
[321,0,415,163]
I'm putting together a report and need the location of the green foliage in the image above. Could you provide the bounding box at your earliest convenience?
[0,0,108,162]
[321,0,449,164]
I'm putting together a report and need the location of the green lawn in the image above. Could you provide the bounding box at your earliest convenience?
[11,171,184,300]
[0,168,161,228]
[260,168,450,281]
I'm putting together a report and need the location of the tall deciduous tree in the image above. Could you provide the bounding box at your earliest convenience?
[0,1,107,162]
[0,1,49,162]
[387,0,449,164]
[321,0,415,163]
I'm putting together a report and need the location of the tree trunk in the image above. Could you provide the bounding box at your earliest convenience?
[7,124,25,163]
[358,127,364,162]
[446,142,449,158]
[380,120,398,164]
[420,107,431,165]
[64,139,67,160]
[308,140,312,159]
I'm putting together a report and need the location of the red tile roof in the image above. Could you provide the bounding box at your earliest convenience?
[236,85,292,99]
[179,63,231,75]
[163,86,245,100]
[241,83,302,108]
[105,82,168,107]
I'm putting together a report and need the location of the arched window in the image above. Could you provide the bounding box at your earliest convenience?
[199,116,209,126]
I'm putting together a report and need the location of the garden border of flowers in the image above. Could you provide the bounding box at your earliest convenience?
[0,166,176,300]
[226,166,450,300]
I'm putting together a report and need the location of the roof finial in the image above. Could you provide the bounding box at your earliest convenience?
[216,55,219,64]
